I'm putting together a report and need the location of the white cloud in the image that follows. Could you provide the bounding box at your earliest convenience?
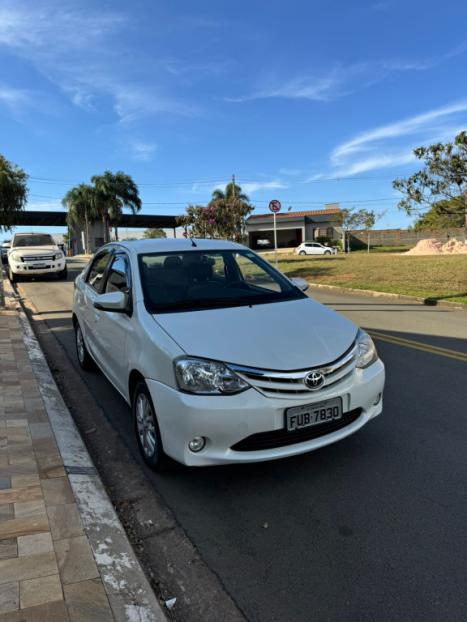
[0,84,30,109]
[0,1,196,123]
[241,180,287,194]
[326,100,467,177]
[128,140,157,162]
[331,100,467,162]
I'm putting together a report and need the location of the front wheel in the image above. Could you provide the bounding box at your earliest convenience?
[324,250,331,255]
[75,321,94,370]
[299,250,306,256]
[133,381,169,470]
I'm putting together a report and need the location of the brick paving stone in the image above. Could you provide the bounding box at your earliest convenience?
[41,478,74,507]
[0,581,19,614]
[29,423,53,440]
[54,536,99,585]
[0,486,42,505]
[0,507,14,521]
[37,454,65,480]
[0,599,70,621]
[20,574,63,609]
[0,515,49,540]
[10,476,39,489]
[17,532,53,557]
[47,504,83,541]
[13,500,46,520]
[0,540,17,561]
[0,551,58,584]
[63,579,114,622]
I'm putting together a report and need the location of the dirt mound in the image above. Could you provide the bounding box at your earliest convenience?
[441,238,467,254]
[405,239,443,255]
[406,237,467,255]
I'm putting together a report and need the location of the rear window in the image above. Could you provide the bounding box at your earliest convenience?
[13,235,54,247]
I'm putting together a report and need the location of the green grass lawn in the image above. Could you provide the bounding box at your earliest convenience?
[276,253,467,305]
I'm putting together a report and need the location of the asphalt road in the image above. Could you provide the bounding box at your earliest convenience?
[17,258,467,622]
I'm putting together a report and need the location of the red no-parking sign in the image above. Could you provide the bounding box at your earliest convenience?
[269,199,281,213]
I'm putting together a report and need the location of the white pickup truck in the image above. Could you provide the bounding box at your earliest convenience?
[7,233,67,282]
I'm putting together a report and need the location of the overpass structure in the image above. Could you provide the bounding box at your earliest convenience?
[10,210,178,229]
[6,210,180,255]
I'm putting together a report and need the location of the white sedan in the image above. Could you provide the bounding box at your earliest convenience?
[73,239,384,469]
[295,242,337,256]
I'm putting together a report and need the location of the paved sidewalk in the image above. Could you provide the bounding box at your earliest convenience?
[0,296,165,621]
[0,310,117,620]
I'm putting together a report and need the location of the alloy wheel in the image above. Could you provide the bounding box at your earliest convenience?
[135,393,157,458]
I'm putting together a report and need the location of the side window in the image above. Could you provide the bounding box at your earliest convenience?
[105,255,131,294]
[86,251,111,293]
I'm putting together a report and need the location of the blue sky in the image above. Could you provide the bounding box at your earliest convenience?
[1,0,467,237]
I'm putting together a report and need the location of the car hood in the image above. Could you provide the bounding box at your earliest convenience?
[153,297,358,370]
[10,246,58,254]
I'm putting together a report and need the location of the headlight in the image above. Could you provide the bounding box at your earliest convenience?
[355,329,378,368]
[174,357,250,395]
[54,252,64,260]
[9,252,22,262]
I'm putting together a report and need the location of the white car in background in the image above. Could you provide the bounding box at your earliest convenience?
[1,240,11,264]
[73,239,384,469]
[295,242,337,256]
[8,233,67,282]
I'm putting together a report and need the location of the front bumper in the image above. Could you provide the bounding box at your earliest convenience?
[146,358,385,466]
[9,260,66,276]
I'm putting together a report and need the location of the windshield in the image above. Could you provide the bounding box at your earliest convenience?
[13,234,55,247]
[139,249,306,313]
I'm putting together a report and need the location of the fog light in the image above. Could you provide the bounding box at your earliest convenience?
[188,436,206,452]
[373,393,382,405]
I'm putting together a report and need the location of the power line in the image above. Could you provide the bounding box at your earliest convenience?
[27,172,411,188]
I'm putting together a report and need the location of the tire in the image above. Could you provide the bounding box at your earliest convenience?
[133,381,169,470]
[74,321,94,370]
[58,266,68,280]
[324,250,331,255]
[299,250,306,256]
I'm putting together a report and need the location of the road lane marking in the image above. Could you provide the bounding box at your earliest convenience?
[369,330,467,363]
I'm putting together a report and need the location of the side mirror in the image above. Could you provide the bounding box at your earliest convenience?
[93,291,128,313]
[291,277,309,292]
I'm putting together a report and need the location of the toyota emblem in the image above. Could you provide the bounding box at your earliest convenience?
[304,371,325,390]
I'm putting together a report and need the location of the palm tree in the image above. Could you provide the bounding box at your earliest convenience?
[62,184,98,254]
[212,181,249,203]
[91,171,142,243]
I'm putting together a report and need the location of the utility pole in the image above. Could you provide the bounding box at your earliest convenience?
[232,174,236,199]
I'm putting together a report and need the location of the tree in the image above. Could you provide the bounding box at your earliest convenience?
[178,179,253,242]
[337,208,381,252]
[412,197,465,231]
[212,180,249,203]
[0,155,28,232]
[360,209,385,252]
[393,131,467,233]
[91,171,142,243]
[62,184,98,254]
[143,228,167,239]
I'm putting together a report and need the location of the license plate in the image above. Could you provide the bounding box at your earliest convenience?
[32,264,46,268]
[286,398,342,432]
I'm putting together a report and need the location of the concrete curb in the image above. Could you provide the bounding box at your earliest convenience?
[306,282,467,310]
[2,273,167,622]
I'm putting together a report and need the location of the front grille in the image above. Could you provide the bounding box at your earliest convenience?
[229,341,357,399]
[231,408,362,452]
[22,255,54,262]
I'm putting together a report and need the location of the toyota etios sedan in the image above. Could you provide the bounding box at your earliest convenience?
[73,239,384,468]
